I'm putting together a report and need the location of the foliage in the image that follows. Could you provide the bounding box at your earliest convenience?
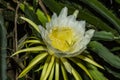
[0,0,120,80]
[0,13,7,80]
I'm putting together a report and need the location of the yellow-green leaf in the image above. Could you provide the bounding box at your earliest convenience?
[40,56,51,79]
[60,58,72,73]
[61,64,68,80]
[55,58,59,80]
[48,64,54,80]
[77,55,104,69]
[20,17,40,33]
[18,52,48,78]
[11,46,46,57]
[72,67,82,80]
[42,56,55,80]
[69,58,93,80]
[36,9,48,26]
[18,39,44,49]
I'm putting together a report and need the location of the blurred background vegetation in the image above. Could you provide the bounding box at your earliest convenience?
[0,0,120,80]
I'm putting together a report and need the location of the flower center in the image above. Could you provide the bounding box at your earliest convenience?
[49,27,74,52]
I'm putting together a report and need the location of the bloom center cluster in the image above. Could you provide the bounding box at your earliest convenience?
[49,27,74,52]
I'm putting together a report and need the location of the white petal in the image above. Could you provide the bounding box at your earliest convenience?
[59,7,68,18]
[67,21,85,42]
[46,22,52,31]
[70,21,86,36]
[69,29,95,54]
[78,21,86,34]
[66,15,76,27]
[46,13,57,30]
[58,17,68,27]
[51,13,57,20]
[78,21,86,28]
[39,25,50,44]
[38,25,46,36]
[69,39,83,54]
[67,15,76,22]
[51,13,58,26]
[73,10,79,18]
[81,29,95,46]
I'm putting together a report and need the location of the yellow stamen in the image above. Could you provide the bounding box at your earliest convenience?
[49,27,74,52]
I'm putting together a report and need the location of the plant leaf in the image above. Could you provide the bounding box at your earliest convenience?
[87,64,107,80]
[69,58,93,80]
[0,13,7,80]
[48,63,54,80]
[18,52,48,78]
[42,56,55,80]
[104,66,120,79]
[55,58,59,80]
[60,58,72,73]
[72,67,82,80]
[61,63,68,80]
[20,3,40,25]
[115,0,120,4]
[11,46,46,57]
[43,0,118,35]
[89,41,120,69]
[111,47,120,52]
[77,55,104,69]
[80,0,120,33]
[36,9,48,26]
[40,56,51,79]
[93,31,119,41]
[20,17,40,33]
[18,39,44,49]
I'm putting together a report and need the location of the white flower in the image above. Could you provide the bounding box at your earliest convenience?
[39,7,95,57]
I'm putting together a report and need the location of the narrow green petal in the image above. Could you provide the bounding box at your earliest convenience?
[69,58,93,80]
[18,34,27,49]
[18,40,44,50]
[24,40,43,44]
[55,58,59,80]
[77,55,104,69]
[60,58,72,73]
[72,67,82,80]
[27,36,40,40]
[48,63,55,80]
[40,56,51,79]
[35,65,44,72]
[20,17,40,33]
[61,64,68,80]
[11,46,46,57]
[18,52,48,78]
[42,56,55,80]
